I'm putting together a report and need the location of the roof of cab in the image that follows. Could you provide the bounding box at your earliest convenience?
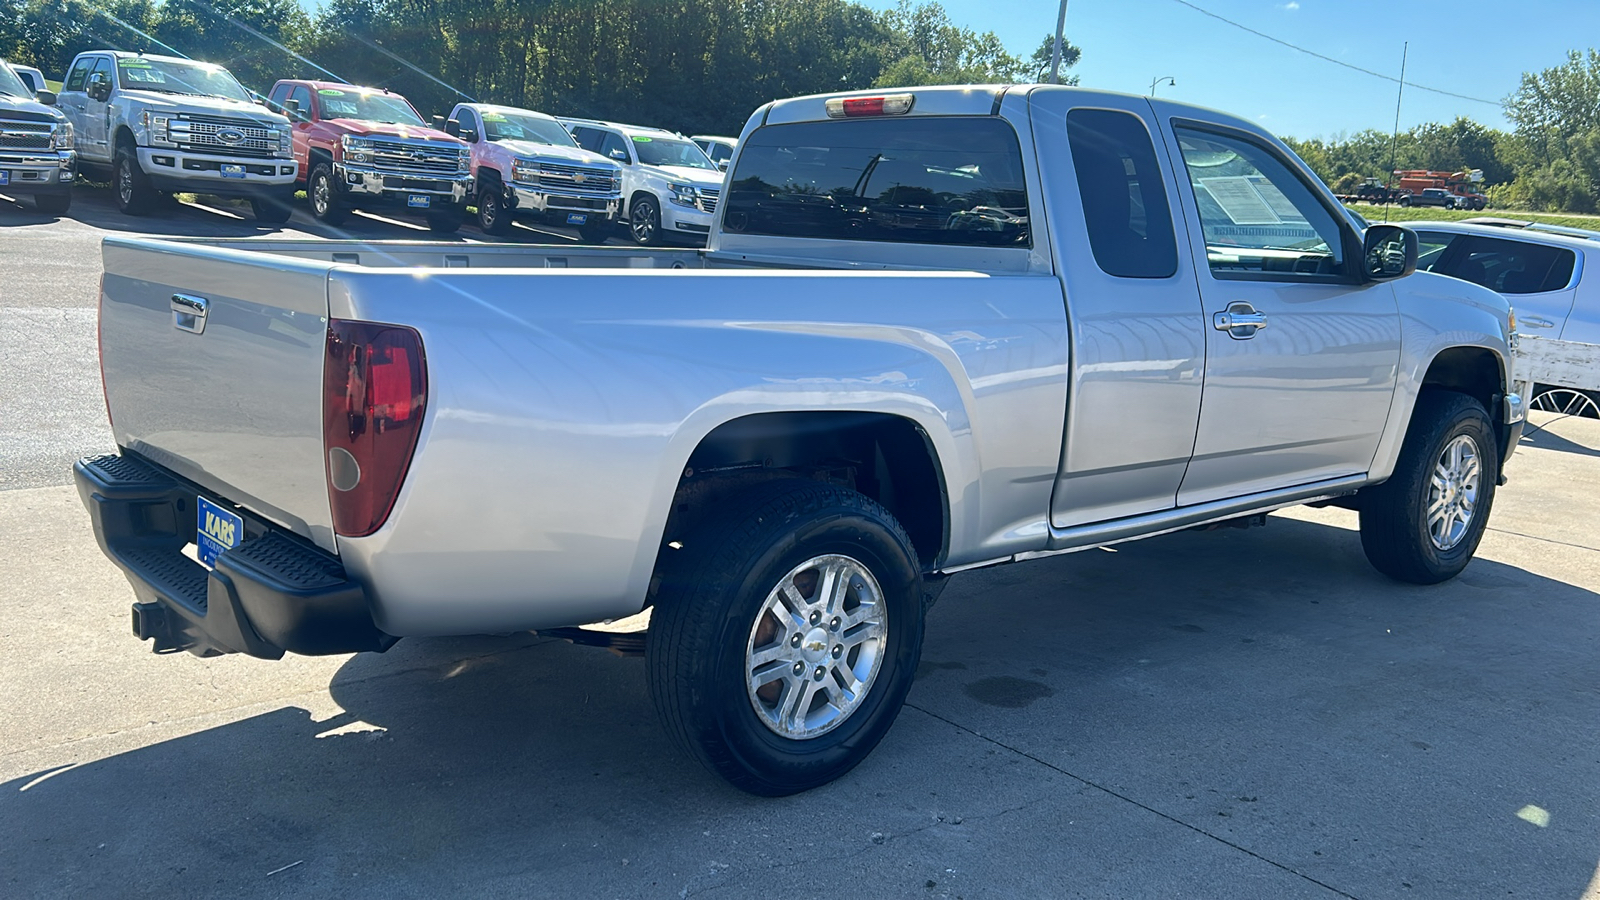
[464,102,558,120]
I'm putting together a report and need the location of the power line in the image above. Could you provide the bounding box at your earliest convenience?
[1166,0,1502,107]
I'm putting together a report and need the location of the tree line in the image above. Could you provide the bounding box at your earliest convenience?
[1285,49,1600,214]
[0,0,1075,136]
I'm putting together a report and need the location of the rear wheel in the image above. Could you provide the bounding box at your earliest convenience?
[113,147,158,216]
[647,480,925,795]
[1530,387,1600,418]
[33,192,70,215]
[1359,391,1497,584]
[476,176,513,235]
[308,162,348,225]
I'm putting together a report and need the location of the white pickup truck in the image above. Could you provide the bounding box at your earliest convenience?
[559,117,725,245]
[78,85,1523,795]
[56,51,296,221]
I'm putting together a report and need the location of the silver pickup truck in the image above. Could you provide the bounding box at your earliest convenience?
[77,85,1524,795]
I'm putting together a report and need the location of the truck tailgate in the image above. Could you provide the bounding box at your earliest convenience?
[99,236,337,552]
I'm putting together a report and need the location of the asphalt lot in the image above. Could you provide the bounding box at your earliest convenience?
[3,185,1600,899]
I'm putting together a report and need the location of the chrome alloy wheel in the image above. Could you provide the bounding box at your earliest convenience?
[630,200,656,243]
[1427,434,1481,551]
[312,172,331,216]
[745,554,887,740]
[116,158,133,207]
[1530,388,1600,419]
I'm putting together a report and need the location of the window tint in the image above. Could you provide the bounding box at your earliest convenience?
[87,57,112,93]
[569,126,603,153]
[598,131,631,163]
[1175,127,1346,278]
[1412,230,1459,272]
[1432,235,1576,294]
[456,107,479,138]
[64,57,93,92]
[704,141,733,163]
[288,85,312,120]
[15,69,41,92]
[268,83,289,107]
[723,116,1030,247]
[1066,108,1177,279]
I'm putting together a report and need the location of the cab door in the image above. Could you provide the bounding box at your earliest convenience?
[1031,91,1207,528]
[1158,113,1401,505]
[57,56,103,163]
[80,56,114,160]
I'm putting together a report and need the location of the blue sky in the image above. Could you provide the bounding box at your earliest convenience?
[858,0,1600,139]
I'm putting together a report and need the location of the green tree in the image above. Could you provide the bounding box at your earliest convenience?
[1504,49,1600,143]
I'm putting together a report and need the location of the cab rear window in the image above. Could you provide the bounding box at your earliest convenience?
[722,117,1030,248]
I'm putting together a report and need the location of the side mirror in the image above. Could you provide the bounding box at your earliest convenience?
[432,115,446,131]
[35,89,57,106]
[460,128,479,143]
[87,74,110,102]
[717,159,729,172]
[609,148,629,162]
[444,118,460,137]
[1362,224,1418,281]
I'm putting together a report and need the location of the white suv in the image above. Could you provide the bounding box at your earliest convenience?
[558,118,724,245]
[692,135,737,170]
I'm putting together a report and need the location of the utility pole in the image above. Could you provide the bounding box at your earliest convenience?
[1384,42,1408,224]
[1150,76,1175,96]
[1049,0,1068,83]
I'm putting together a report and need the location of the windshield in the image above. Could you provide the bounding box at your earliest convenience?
[633,136,717,170]
[0,62,32,98]
[117,58,251,103]
[481,111,576,147]
[316,88,424,126]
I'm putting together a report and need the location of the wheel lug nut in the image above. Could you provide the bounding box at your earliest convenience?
[790,633,802,647]
[830,617,841,631]
[832,645,843,659]
[814,666,825,681]
[809,611,822,625]
[793,662,804,676]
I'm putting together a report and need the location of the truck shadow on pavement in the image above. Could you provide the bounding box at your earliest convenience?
[4,515,1598,898]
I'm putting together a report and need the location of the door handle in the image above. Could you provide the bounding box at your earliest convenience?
[171,293,210,334]
[1212,302,1268,339]
[1520,315,1555,329]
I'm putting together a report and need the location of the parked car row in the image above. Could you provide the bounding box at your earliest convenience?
[4,51,738,245]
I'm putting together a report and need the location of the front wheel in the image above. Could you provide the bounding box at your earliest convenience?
[1359,391,1498,584]
[476,180,513,235]
[578,219,612,244]
[113,148,158,216]
[1398,196,1412,207]
[628,195,662,246]
[647,480,925,795]
[308,162,348,225]
[34,192,70,215]
[426,203,465,234]
[250,194,294,224]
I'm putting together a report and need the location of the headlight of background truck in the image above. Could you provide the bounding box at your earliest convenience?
[139,110,171,145]
[512,158,539,184]
[341,134,372,163]
[458,148,470,174]
[276,125,291,157]
[50,121,74,150]
[668,183,699,208]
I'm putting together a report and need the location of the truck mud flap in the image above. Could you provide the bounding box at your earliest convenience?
[74,453,397,659]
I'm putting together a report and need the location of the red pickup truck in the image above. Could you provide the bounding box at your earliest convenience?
[266,80,472,232]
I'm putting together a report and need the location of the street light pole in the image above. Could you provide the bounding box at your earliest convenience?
[1150,76,1175,96]
[1049,0,1068,83]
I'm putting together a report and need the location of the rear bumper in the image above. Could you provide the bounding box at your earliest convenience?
[74,452,396,660]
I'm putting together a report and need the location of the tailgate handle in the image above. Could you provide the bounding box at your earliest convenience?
[171,293,210,334]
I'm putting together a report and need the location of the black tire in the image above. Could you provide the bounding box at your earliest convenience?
[250,194,293,224]
[426,204,465,234]
[628,195,662,246]
[308,161,348,225]
[33,192,70,215]
[578,219,612,244]
[1398,196,1412,207]
[476,176,513,235]
[648,480,925,796]
[113,147,158,216]
[1359,391,1498,584]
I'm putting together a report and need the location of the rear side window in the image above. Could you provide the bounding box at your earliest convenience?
[723,116,1030,247]
[64,58,93,92]
[1431,235,1576,294]
[1066,108,1177,278]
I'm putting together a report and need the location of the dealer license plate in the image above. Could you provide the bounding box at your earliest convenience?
[565,213,588,225]
[407,194,431,208]
[220,163,245,179]
[196,495,243,569]
[0,171,9,185]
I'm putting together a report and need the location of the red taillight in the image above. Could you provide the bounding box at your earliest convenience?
[825,93,915,118]
[322,320,427,537]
